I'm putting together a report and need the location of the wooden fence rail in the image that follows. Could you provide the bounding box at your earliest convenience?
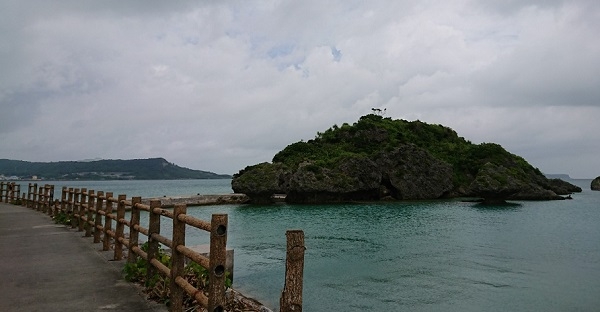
[0,182,305,312]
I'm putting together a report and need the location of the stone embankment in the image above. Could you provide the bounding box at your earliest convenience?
[143,193,250,207]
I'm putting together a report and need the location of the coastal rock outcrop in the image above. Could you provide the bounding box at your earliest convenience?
[592,177,600,191]
[285,156,381,203]
[468,163,529,203]
[231,162,289,204]
[545,178,583,194]
[376,144,453,200]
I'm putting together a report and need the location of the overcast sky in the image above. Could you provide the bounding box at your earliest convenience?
[1,1,598,178]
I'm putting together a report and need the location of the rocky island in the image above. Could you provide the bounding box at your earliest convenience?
[592,177,600,191]
[232,114,581,204]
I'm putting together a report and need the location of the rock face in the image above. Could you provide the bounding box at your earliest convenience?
[231,163,289,204]
[233,144,454,203]
[285,156,381,203]
[467,163,583,203]
[592,177,600,191]
[468,163,529,203]
[376,145,453,200]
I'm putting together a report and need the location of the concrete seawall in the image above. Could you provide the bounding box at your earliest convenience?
[143,193,250,207]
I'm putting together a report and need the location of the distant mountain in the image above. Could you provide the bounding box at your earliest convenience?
[0,158,231,180]
[545,174,572,180]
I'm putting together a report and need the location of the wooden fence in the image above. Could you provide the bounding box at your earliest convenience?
[0,182,305,312]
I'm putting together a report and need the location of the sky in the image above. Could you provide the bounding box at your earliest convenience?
[1,1,599,178]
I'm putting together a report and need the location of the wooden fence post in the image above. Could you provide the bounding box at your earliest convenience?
[280,230,305,312]
[85,190,95,237]
[9,183,15,203]
[0,182,4,202]
[44,186,50,213]
[103,192,114,251]
[71,189,81,228]
[170,204,186,312]
[93,191,104,243]
[43,184,51,214]
[78,188,87,231]
[127,197,141,264]
[60,187,67,213]
[208,214,228,312]
[147,199,162,283]
[31,183,38,208]
[114,194,127,260]
[37,186,43,211]
[26,183,32,208]
[48,185,55,211]
[53,199,60,216]
[67,187,74,217]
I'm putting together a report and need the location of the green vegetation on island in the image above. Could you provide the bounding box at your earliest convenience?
[0,158,230,180]
[233,114,581,204]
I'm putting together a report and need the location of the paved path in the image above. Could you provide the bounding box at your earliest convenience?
[0,202,167,312]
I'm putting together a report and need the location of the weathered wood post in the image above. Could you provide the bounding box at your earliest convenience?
[66,187,74,218]
[127,197,142,264]
[103,192,114,251]
[208,214,228,312]
[78,188,87,231]
[147,199,162,283]
[170,204,186,312]
[21,192,26,206]
[114,194,127,260]
[48,185,55,210]
[280,230,305,312]
[37,186,43,211]
[43,184,51,214]
[44,185,52,215]
[26,183,32,208]
[93,191,104,244]
[85,190,95,237]
[31,183,38,209]
[53,199,60,216]
[39,184,45,212]
[60,187,67,213]
[9,182,15,203]
[71,188,81,228]
[1,182,6,203]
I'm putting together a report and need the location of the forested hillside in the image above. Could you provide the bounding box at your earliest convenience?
[0,158,230,180]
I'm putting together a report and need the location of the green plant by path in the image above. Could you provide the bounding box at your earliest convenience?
[123,242,232,309]
[53,211,71,225]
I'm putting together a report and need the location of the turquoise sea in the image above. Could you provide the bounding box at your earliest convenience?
[25,179,600,311]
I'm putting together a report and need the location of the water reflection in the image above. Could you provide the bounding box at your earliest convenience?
[472,201,522,210]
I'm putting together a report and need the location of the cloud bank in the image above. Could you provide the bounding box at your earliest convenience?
[1,0,598,178]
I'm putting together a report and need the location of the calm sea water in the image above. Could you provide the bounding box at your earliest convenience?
[26,179,600,311]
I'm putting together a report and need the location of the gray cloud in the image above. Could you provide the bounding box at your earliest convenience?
[1,0,599,178]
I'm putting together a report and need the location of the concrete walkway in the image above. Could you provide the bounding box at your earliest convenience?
[0,202,167,312]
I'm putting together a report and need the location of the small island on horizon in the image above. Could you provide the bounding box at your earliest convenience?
[0,158,231,181]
